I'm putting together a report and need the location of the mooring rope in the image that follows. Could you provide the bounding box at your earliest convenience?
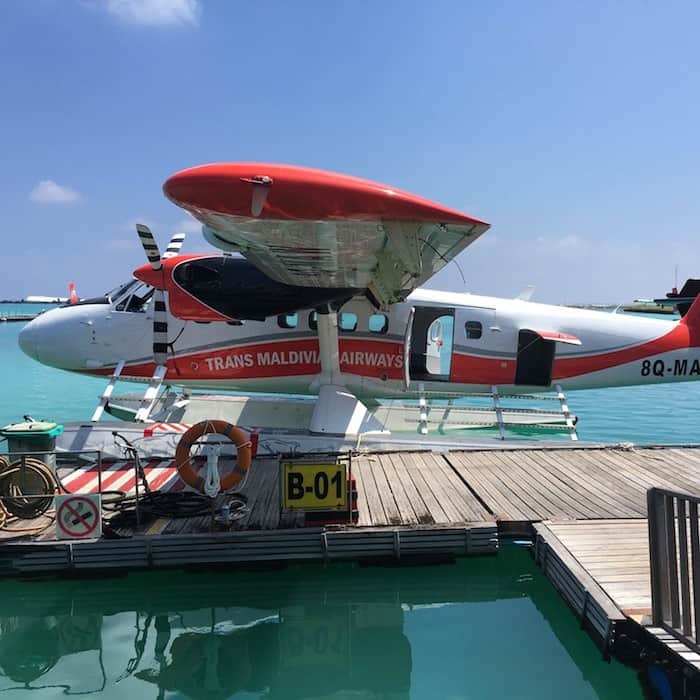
[0,457,58,520]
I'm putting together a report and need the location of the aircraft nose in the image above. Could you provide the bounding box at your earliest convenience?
[18,320,39,361]
[17,308,82,369]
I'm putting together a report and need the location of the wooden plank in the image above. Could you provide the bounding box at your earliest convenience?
[386,453,432,524]
[399,452,448,524]
[504,451,599,519]
[496,451,578,519]
[447,452,533,520]
[542,519,652,615]
[433,455,491,521]
[379,453,419,524]
[239,459,275,529]
[260,462,283,529]
[370,455,402,525]
[354,457,388,526]
[535,451,643,517]
[350,453,372,526]
[534,522,627,622]
[414,454,465,524]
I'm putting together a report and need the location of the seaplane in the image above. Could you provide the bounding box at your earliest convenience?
[17,163,700,444]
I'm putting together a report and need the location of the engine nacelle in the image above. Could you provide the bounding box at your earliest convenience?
[134,254,358,321]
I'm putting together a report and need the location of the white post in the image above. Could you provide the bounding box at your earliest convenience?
[491,385,506,440]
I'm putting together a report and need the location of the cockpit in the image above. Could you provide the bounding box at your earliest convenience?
[59,279,154,311]
[109,280,154,313]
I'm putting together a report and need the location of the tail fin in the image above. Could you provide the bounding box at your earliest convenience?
[669,278,700,316]
[68,282,79,304]
[680,294,700,328]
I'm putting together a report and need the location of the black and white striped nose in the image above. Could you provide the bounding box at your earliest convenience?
[135,224,187,367]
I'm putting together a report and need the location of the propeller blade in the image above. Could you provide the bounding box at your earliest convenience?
[152,289,169,366]
[136,224,162,270]
[135,224,176,366]
[163,232,186,259]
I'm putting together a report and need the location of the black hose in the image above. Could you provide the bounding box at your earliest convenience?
[103,491,214,518]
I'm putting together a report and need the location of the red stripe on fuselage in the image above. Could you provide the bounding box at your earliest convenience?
[553,323,690,378]
[450,353,515,384]
[82,323,696,386]
[82,337,404,381]
[451,324,694,384]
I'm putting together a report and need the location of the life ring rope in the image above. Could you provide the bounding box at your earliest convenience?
[175,420,252,494]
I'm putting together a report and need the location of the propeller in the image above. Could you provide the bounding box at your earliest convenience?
[135,224,186,366]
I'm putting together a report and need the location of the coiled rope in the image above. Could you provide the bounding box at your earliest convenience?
[0,457,58,520]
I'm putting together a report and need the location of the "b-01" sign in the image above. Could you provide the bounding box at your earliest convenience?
[281,462,347,511]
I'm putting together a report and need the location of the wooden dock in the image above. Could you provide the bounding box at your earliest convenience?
[3,443,700,681]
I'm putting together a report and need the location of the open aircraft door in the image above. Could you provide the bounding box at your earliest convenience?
[426,318,444,375]
[515,329,582,386]
[405,306,454,385]
[403,306,415,389]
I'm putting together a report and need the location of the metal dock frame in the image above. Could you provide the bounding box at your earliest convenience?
[0,523,498,577]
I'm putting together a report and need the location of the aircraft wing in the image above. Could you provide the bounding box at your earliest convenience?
[163,163,489,309]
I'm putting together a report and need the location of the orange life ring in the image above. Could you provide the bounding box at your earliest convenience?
[175,420,252,493]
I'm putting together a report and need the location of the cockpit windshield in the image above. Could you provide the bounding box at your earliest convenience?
[113,281,154,313]
[106,279,139,304]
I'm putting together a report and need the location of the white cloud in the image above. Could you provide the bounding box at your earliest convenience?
[101,0,201,27]
[30,180,81,204]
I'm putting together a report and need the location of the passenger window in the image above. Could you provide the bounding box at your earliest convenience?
[339,312,358,332]
[369,313,388,334]
[465,321,482,339]
[278,313,298,329]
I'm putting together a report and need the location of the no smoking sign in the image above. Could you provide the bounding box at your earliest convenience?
[55,495,102,540]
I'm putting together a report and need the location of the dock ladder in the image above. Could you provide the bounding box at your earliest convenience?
[134,365,167,422]
[91,362,167,423]
[91,360,125,422]
[554,383,578,441]
[418,382,429,435]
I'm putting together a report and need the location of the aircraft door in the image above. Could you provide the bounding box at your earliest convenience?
[426,318,444,375]
[514,330,555,386]
[407,306,454,383]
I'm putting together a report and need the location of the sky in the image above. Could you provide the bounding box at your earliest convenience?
[1,0,699,304]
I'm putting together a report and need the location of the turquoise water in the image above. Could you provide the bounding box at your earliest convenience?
[0,547,649,699]
[0,310,106,427]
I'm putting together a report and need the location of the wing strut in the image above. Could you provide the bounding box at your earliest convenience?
[309,307,386,436]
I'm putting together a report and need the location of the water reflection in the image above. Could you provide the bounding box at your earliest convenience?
[0,549,648,699]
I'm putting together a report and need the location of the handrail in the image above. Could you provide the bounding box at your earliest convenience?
[648,487,700,651]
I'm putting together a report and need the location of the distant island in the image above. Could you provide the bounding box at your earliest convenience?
[0,296,66,303]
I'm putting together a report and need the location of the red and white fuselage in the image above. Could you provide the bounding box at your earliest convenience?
[18,284,700,397]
